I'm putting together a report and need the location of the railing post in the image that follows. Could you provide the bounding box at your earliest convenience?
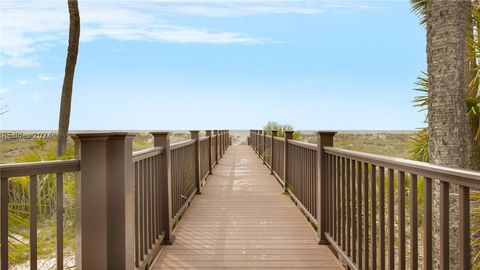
[263,130,266,164]
[206,130,213,175]
[226,130,229,149]
[227,130,231,146]
[251,130,254,149]
[219,130,223,159]
[190,130,202,194]
[151,131,173,245]
[214,130,219,164]
[253,130,256,151]
[258,130,263,158]
[73,132,135,270]
[271,130,277,175]
[255,130,260,153]
[284,130,294,191]
[316,131,336,245]
[221,130,225,154]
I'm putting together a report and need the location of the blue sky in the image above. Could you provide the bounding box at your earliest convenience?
[0,0,426,130]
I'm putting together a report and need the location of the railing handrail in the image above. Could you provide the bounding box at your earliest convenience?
[199,136,209,142]
[273,136,285,142]
[170,139,196,150]
[324,146,480,189]
[288,139,317,151]
[0,159,81,178]
[132,146,164,162]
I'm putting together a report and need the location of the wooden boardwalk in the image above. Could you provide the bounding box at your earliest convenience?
[152,145,342,269]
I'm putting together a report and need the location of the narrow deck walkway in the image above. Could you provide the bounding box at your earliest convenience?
[153,145,342,269]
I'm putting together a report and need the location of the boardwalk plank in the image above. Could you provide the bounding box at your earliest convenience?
[152,145,342,269]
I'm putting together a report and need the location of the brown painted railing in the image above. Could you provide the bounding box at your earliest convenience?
[199,136,210,183]
[0,160,80,270]
[250,129,480,270]
[132,146,164,268]
[0,130,231,270]
[287,140,317,223]
[170,139,197,223]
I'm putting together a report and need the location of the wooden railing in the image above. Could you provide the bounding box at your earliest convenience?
[249,129,480,270]
[0,130,231,270]
[132,146,164,268]
[0,160,80,270]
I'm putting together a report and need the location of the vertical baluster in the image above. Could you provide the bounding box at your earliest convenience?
[346,158,351,257]
[351,160,357,264]
[342,157,346,250]
[134,162,140,266]
[312,150,315,218]
[410,174,418,269]
[371,165,376,270]
[148,157,153,248]
[1,178,8,270]
[152,157,156,242]
[357,161,362,269]
[331,154,335,236]
[439,181,449,270]
[30,175,37,270]
[424,177,433,270]
[459,185,470,270]
[157,155,162,238]
[335,156,342,242]
[388,169,395,270]
[153,156,157,240]
[307,149,311,216]
[140,160,146,257]
[333,155,337,241]
[363,162,369,270]
[56,173,64,270]
[398,171,406,270]
[379,167,385,270]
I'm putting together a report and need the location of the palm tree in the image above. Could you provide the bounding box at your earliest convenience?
[57,0,80,156]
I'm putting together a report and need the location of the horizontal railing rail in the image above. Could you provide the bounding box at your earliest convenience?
[170,139,196,150]
[0,129,231,270]
[325,146,480,189]
[250,129,480,270]
[133,146,164,162]
[0,159,81,178]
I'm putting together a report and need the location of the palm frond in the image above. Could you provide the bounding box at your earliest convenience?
[410,0,427,26]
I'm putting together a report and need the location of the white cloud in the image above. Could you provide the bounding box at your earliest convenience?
[17,79,29,85]
[0,0,380,68]
[0,88,10,95]
[38,75,56,81]
[31,90,52,101]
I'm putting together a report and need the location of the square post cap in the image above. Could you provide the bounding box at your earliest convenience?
[70,131,136,141]
[316,131,337,136]
[151,131,171,136]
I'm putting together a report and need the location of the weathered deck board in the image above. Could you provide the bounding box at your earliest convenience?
[152,145,342,269]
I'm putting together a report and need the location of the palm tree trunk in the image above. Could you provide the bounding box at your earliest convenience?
[57,0,80,156]
[427,0,469,268]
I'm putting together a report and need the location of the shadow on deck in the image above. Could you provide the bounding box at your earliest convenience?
[153,145,342,269]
